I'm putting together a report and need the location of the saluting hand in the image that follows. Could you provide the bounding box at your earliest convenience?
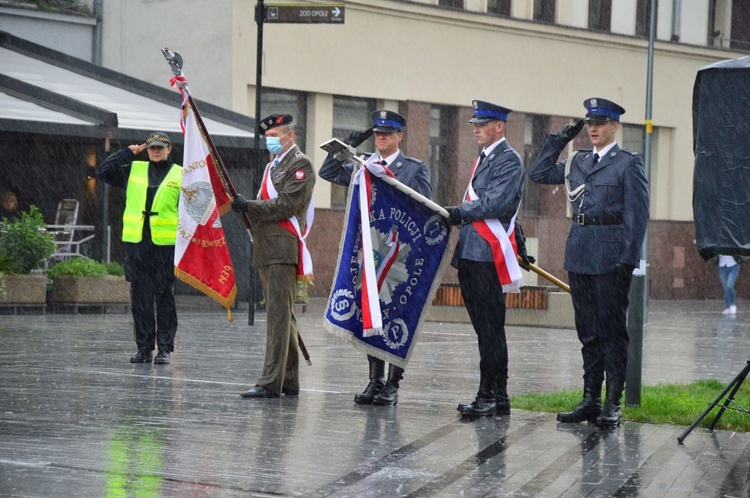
[344,128,374,148]
[129,143,147,155]
[556,119,586,144]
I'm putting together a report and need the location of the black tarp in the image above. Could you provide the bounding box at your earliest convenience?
[692,55,750,260]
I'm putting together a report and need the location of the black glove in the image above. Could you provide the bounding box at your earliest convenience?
[556,118,586,144]
[231,194,249,213]
[343,128,374,148]
[444,206,463,226]
[514,221,536,267]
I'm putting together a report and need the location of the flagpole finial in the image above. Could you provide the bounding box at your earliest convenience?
[161,47,184,76]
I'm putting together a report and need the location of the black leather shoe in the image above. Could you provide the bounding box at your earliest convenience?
[354,378,385,404]
[372,382,399,405]
[282,388,299,396]
[154,350,170,365]
[130,351,152,363]
[240,385,279,399]
[459,397,496,419]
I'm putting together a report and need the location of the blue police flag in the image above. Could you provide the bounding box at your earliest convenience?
[324,163,451,368]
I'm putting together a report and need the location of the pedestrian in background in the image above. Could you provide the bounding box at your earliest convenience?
[717,254,741,315]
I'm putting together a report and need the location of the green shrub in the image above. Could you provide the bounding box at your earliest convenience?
[0,206,57,274]
[48,257,108,278]
[105,262,125,276]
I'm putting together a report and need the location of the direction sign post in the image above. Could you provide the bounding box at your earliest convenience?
[265,4,345,24]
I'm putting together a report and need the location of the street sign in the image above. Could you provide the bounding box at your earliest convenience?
[265,4,344,24]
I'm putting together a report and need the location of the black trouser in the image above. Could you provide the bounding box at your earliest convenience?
[458,259,507,394]
[128,243,177,353]
[568,272,631,387]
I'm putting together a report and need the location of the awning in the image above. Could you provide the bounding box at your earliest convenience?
[0,31,254,148]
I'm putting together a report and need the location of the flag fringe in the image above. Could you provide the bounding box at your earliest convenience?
[174,267,237,312]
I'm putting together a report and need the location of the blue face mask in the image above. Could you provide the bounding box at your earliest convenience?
[266,133,289,155]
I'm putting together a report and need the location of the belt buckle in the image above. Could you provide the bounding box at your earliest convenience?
[576,213,585,226]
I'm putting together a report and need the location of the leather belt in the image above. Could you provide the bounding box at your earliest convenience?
[573,213,623,226]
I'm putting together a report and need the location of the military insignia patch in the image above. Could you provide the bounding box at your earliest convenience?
[380,110,387,119]
[294,169,305,180]
[591,98,598,107]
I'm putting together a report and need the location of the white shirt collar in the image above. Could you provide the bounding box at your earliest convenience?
[368,149,401,167]
[482,137,506,157]
[593,141,616,158]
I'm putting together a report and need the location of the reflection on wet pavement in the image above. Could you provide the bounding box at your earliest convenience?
[0,298,748,496]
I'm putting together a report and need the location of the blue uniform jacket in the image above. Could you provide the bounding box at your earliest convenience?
[529,135,649,275]
[450,140,525,268]
[319,151,432,199]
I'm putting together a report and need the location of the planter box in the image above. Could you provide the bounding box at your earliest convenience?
[0,274,48,305]
[52,275,130,304]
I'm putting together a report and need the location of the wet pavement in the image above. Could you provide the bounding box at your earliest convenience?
[1,298,749,497]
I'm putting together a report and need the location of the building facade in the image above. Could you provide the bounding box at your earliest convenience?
[3,0,749,299]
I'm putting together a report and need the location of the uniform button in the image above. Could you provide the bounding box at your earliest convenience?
[587,176,592,181]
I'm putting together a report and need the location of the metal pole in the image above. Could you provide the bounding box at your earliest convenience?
[249,0,265,326]
[626,0,656,407]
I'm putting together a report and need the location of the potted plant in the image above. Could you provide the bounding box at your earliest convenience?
[49,258,130,310]
[0,206,56,309]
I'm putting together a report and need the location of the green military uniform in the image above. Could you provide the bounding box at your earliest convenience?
[245,144,315,395]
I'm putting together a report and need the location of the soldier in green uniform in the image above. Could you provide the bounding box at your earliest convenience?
[232,114,316,398]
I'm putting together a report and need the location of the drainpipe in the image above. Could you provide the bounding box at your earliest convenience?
[670,0,681,42]
[93,0,103,64]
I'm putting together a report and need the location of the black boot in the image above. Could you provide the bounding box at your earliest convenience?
[557,381,602,423]
[373,365,403,405]
[354,357,385,404]
[495,372,511,416]
[459,374,496,419]
[595,380,624,428]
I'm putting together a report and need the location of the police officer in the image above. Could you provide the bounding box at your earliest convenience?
[97,132,182,364]
[444,100,525,419]
[319,110,432,406]
[232,114,316,399]
[529,98,649,428]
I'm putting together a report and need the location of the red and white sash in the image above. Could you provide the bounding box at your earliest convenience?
[260,162,314,281]
[353,158,396,336]
[464,156,523,293]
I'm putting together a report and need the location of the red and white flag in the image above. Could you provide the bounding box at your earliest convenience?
[174,100,237,316]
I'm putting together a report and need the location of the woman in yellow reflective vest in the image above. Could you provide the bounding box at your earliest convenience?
[97,132,182,365]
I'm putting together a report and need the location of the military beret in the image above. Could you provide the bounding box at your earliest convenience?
[259,114,293,134]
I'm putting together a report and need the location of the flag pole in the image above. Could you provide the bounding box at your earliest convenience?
[161,48,312,366]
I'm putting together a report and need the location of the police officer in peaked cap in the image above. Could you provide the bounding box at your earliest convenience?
[529,97,648,428]
[319,109,432,406]
[444,100,527,419]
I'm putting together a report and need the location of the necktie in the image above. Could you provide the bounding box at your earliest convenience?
[592,153,599,165]
[479,151,486,164]
[379,159,388,166]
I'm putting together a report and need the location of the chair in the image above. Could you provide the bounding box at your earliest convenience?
[51,199,79,258]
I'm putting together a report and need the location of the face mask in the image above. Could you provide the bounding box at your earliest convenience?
[266,132,289,154]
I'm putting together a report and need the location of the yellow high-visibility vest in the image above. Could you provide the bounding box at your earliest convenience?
[122,161,182,245]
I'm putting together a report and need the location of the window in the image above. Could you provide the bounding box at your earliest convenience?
[438,0,463,8]
[429,106,453,206]
[487,0,511,17]
[588,0,612,32]
[621,123,645,156]
[730,0,750,51]
[261,88,307,151]
[329,96,376,208]
[533,0,555,23]
[522,114,550,216]
[635,0,657,38]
